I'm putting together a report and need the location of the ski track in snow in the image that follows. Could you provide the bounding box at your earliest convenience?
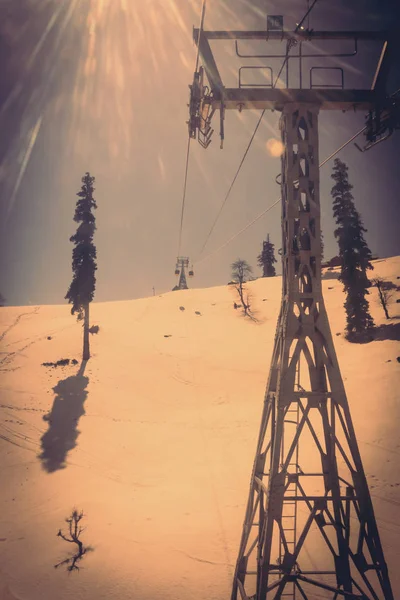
[0,308,40,343]
[170,546,234,568]
[0,306,83,378]
[0,308,42,372]
[179,313,235,586]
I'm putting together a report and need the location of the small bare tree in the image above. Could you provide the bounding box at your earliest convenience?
[372,278,394,319]
[55,509,90,571]
[231,259,253,316]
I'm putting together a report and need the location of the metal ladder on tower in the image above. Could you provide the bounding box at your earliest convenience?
[278,363,301,599]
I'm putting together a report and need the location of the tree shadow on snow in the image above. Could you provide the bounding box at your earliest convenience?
[39,361,89,473]
[373,322,400,342]
[243,310,263,325]
[322,270,340,280]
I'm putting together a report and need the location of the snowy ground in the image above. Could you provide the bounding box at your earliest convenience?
[0,257,399,600]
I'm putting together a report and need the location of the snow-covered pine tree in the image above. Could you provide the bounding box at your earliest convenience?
[65,172,97,360]
[331,158,374,340]
[257,234,277,277]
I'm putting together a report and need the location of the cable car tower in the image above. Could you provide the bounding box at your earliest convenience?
[174,257,194,290]
[187,7,399,600]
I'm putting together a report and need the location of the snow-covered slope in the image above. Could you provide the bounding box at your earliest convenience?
[0,257,399,600]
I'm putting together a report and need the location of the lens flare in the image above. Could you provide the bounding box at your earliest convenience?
[266,138,284,157]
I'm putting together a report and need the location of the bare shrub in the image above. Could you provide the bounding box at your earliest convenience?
[372,278,394,320]
[55,509,91,572]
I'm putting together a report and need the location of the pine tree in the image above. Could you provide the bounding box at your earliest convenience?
[257,234,277,277]
[331,158,374,340]
[65,172,97,360]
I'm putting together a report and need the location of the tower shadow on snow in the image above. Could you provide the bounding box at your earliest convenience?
[39,361,89,473]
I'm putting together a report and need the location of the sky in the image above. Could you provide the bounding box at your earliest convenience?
[0,0,399,306]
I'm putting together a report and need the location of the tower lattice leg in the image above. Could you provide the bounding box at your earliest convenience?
[178,267,188,289]
[231,104,393,600]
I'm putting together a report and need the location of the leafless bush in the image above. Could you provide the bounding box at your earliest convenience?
[55,509,91,572]
[372,278,394,319]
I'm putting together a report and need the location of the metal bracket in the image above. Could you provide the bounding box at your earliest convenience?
[189,28,394,152]
[187,66,216,148]
[354,131,393,152]
[266,15,284,41]
[235,38,358,60]
[356,97,400,152]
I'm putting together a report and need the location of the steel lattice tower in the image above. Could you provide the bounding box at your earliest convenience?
[178,264,188,290]
[175,257,194,290]
[231,104,393,600]
[187,12,398,599]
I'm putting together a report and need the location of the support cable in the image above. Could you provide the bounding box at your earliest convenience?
[176,0,207,256]
[196,0,319,260]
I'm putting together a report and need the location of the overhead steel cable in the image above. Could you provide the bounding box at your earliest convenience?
[195,0,207,72]
[273,0,319,88]
[194,198,281,266]
[177,136,192,256]
[320,125,367,167]
[197,109,266,257]
[177,0,207,256]
[196,0,319,260]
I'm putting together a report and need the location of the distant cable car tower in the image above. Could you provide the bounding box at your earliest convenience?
[174,257,194,290]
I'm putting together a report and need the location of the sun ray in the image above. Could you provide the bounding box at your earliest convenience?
[6,114,43,221]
